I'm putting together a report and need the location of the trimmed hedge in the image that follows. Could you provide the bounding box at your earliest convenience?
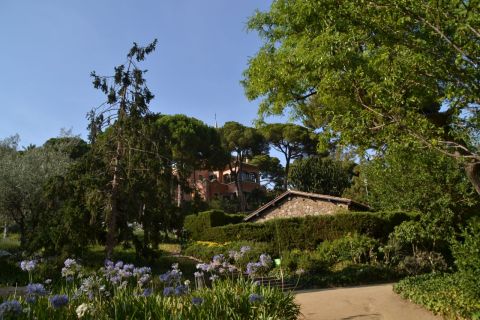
[190,211,413,252]
[184,210,245,239]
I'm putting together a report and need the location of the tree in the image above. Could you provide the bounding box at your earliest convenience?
[243,0,480,193]
[288,157,351,196]
[0,140,71,247]
[156,114,227,207]
[343,143,479,216]
[88,39,157,257]
[260,123,316,189]
[250,154,285,190]
[218,122,268,211]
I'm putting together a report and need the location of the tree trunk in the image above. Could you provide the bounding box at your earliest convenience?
[465,161,480,196]
[284,155,291,191]
[236,161,247,212]
[106,138,122,258]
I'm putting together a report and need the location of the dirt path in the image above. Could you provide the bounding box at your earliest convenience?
[295,283,440,320]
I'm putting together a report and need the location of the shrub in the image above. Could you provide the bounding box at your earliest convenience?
[394,273,480,319]
[317,233,380,265]
[193,211,411,252]
[184,210,245,239]
[451,217,480,299]
[279,249,328,275]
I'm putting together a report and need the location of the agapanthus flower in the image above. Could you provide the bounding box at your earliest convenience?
[138,274,151,287]
[191,297,204,306]
[26,283,47,296]
[163,287,175,296]
[209,275,219,282]
[26,296,36,304]
[133,267,151,276]
[115,261,124,269]
[44,279,52,285]
[0,300,22,317]
[248,293,263,303]
[174,285,188,296]
[142,288,152,297]
[240,246,251,254]
[49,294,69,309]
[61,258,81,278]
[20,260,37,272]
[212,254,224,265]
[259,254,272,268]
[194,271,203,278]
[76,303,91,318]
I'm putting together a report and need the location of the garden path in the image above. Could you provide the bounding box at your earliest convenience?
[295,283,440,320]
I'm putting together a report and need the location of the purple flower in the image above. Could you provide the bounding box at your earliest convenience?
[26,296,36,304]
[163,287,175,296]
[159,272,171,283]
[26,283,47,296]
[240,246,251,254]
[212,254,224,265]
[191,297,204,306]
[248,293,263,303]
[0,300,22,317]
[20,260,37,272]
[174,285,188,296]
[194,271,203,278]
[64,258,76,268]
[49,294,69,309]
[209,275,219,282]
[115,261,124,269]
[259,254,272,268]
[196,263,210,272]
[142,288,152,297]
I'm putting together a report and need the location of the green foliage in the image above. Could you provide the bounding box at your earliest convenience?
[184,210,245,240]
[43,136,90,160]
[250,154,285,190]
[344,144,480,215]
[218,122,268,211]
[451,217,480,299]
[243,0,480,170]
[394,273,480,319]
[288,157,351,196]
[0,141,72,247]
[259,123,317,189]
[317,233,379,265]
[192,211,412,252]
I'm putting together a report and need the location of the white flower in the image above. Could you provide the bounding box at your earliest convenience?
[76,303,91,318]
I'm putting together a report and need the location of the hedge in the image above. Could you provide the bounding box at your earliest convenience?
[189,211,414,252]
[184,210,245,239]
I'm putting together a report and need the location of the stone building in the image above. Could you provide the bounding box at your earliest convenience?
[243,190,370,223]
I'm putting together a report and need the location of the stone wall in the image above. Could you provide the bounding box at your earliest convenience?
[254,196,348,223]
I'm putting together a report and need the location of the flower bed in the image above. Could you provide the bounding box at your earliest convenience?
[0,251,299,319]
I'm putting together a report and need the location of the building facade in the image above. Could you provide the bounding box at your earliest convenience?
[177,162,261,204]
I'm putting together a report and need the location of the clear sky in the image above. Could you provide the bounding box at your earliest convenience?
[0,0,275,147]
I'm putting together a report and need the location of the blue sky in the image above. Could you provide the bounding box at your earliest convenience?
[0,1,276,147]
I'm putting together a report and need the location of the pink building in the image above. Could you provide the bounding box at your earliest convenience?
[177,162,261,203]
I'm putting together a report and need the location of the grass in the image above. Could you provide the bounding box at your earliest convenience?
[0,234,20,252]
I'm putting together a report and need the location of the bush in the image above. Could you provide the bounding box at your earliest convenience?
[394,273,480,319]
[317,233,380,265]
[193,211,412,252]
[451,217,480,299]
[279,249,328,275]
[184,210,245,239]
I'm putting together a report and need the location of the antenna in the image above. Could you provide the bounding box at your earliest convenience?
[214,113,218,129]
